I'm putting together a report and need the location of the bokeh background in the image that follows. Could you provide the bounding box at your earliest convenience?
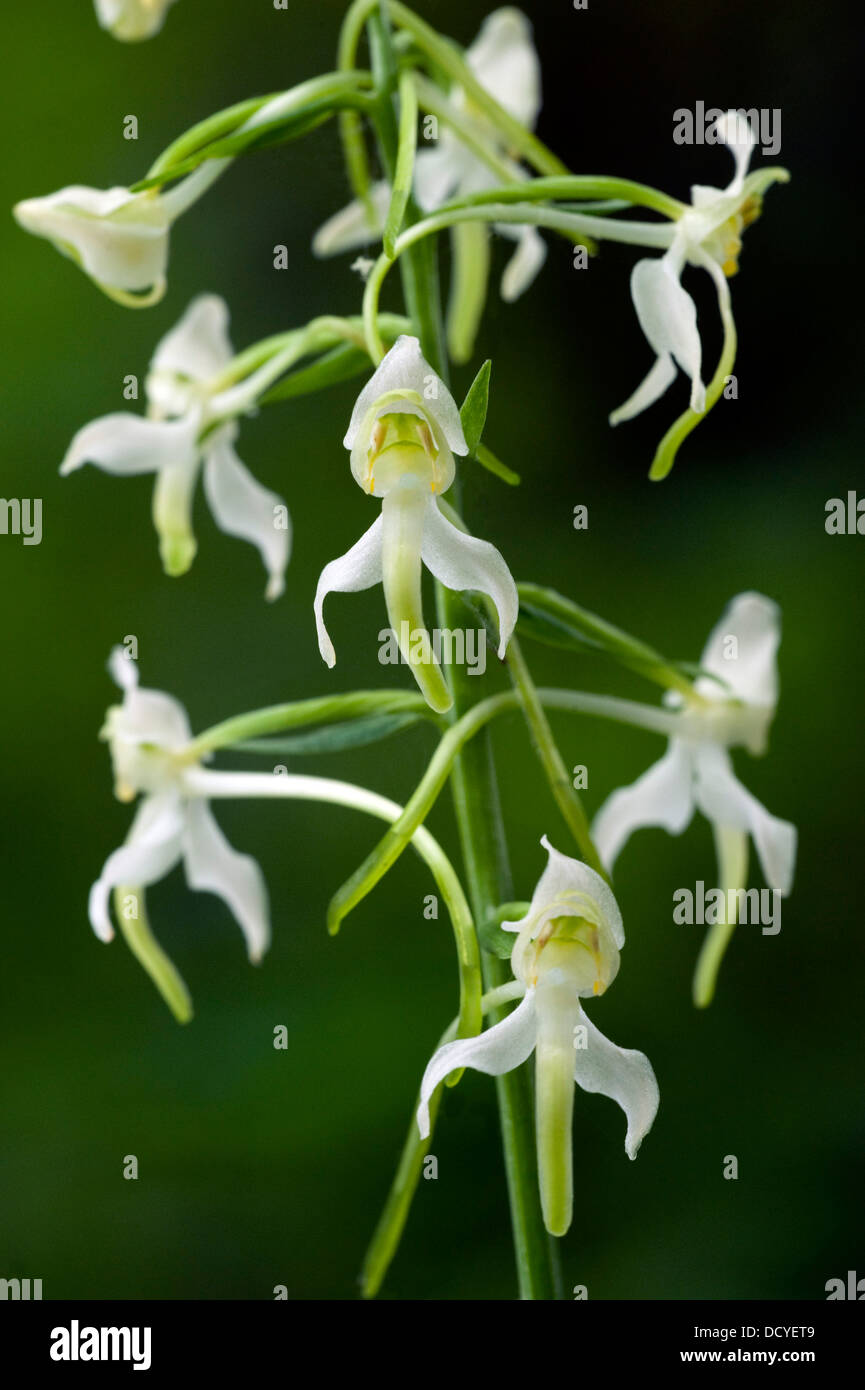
[1,0,862,1300]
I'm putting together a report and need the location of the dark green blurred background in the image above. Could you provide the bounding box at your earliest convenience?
[2,0,862,1300]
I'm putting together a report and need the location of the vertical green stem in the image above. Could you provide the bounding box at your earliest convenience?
[439,594,561,1301]
[367,4,559,1299]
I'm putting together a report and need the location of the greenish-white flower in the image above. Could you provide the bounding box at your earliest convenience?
[61,294,290,596]
[592,592,797,898]
[90,648,270,962]
[611,111,788,425]
[417,837,658,1236]
[314,335,518,712]
[94,0,177,42]
[12,168,220,306]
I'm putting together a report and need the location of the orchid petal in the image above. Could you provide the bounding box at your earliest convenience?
[693,744,797,895]
[108,645,191,749]
[609,351,678,426]
[420,499,517,658]
[182,799,270,963]
[467,8,542,129]
[714,109,757,192]
[203,436,290,600]
[314,516,384,666]
[629,254,705,413]
[312,180,391,257]
[88,791,185,941]
[509,835,625,949]
[60,412,199,478]
[344,335,468,456]
[592,740,696,872]
[94,0,177,41]
[149,293,233,388]
[417,989,537,1139]
[498,224,547,302]
[413,143,464,213]
[573,1004,660,1158]
[696,592,780,709]
[14,184,169,293]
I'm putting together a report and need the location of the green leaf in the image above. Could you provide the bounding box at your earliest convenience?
[229,712,424,756]
[259,343,370,405]
[459,359,491,453]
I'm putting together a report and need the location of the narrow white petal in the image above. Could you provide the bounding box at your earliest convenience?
[108,645,139,693]
[696,592,781,708]
[314,516,384,666]
[714,109,757,191]
[344,335,468,456]
[420,500,517,658]
[312,180,391,257]
[417,990,537,1139]
[592,740,696,872]
[574,1004,659,1159]
[61,413,199,477]
[182,799,270,962]
[497,224,547,302]
[203,438,290,600]
[150,294,233,384]
[693,744,797,895]
[609,351,678,426]
[88,792,185,941]
[630,254,705,412]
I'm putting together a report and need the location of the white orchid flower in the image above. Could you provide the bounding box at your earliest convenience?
[94,0,177,41]
[12,167,220,307]
[12,93,290,305]
[592,593,797,1001]
[611,110,784,425]
[60,294,289,597]
[417,837,658,1236]
[314,335,518,713]
[90,648,270,966]
[313,8,547,304]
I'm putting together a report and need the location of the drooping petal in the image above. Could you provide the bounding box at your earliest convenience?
[466,8,542,130]
[181,798,270,963]
[609,351,678,426]
[497,224,547,302]
[14,184,170,294]
[314,516,384,667]
[534,965,582,1235]
[693,743,796,895]
[88,791,185,941]
[696,592,780,711]
[203,436,290,600]
[312,180,391,257]
[344,335,468,457]
[573,1004,659,1159]
[592,739,696,872]
[628,253,705,413]
[420,499,517,658]
[148,293,233,405]
[417,989,537,1139]
[60,412,199,478]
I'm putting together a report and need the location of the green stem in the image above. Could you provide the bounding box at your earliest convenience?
[438,592,561,1301]
[506,636,606,878]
